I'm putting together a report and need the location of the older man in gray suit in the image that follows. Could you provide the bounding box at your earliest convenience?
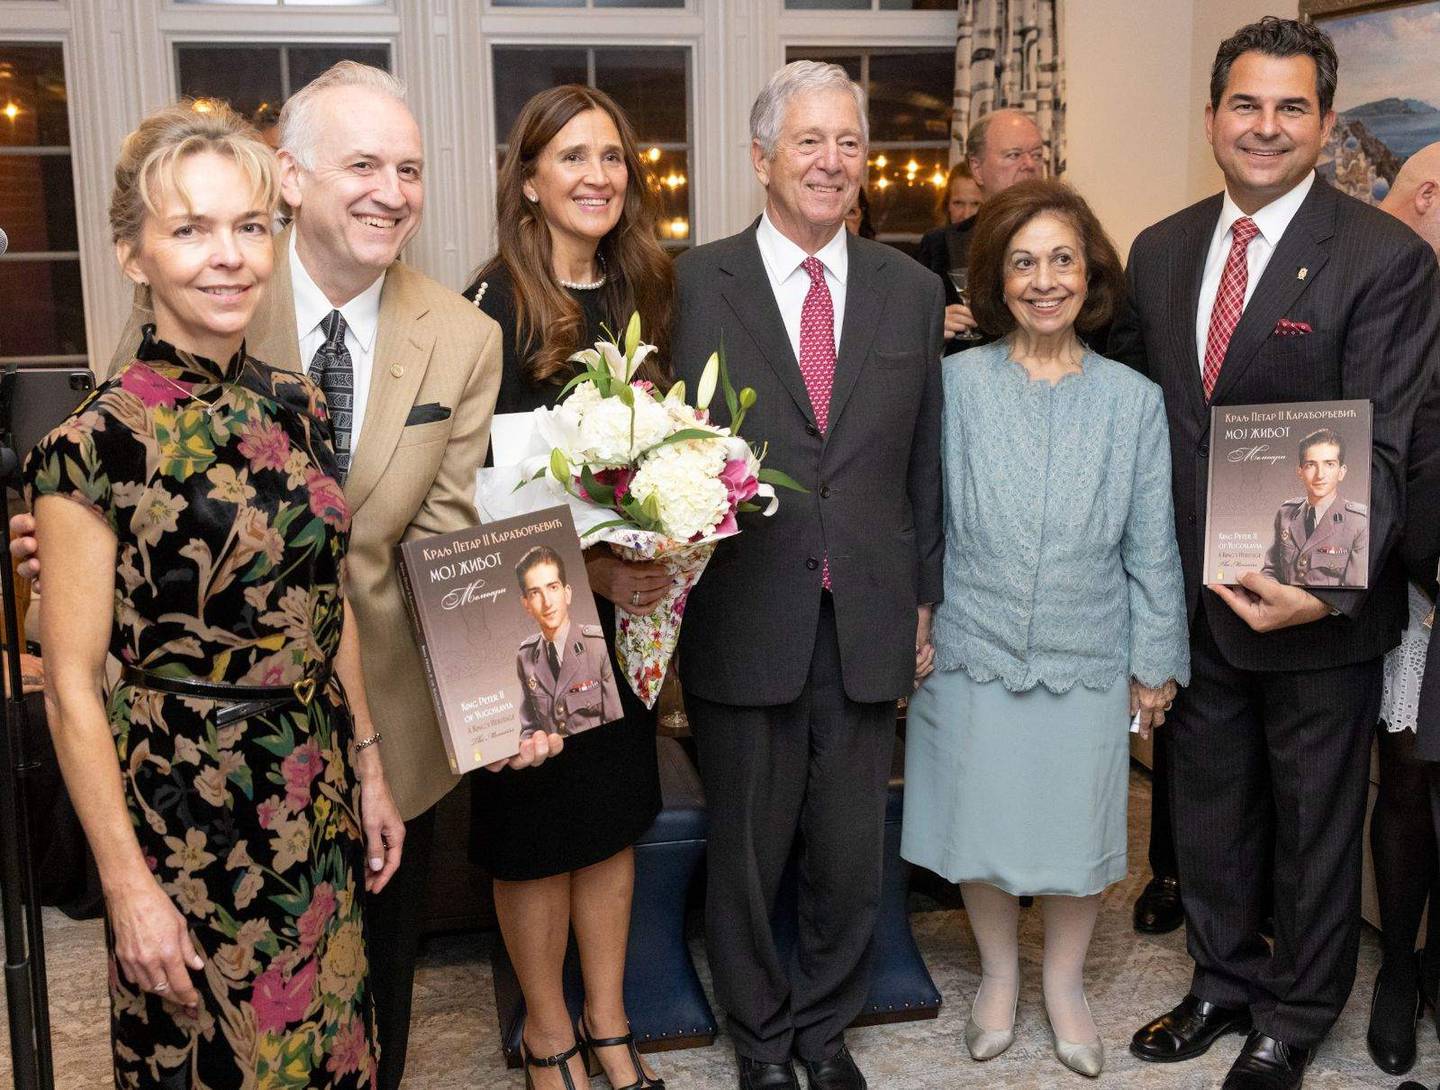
[670,62,944,1090]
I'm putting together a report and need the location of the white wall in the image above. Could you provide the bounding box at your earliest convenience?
[1064,0,1298,259]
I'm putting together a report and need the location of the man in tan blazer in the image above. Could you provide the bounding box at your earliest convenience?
[15,62,538,1090]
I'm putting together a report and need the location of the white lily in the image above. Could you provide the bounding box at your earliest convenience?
[696,351,719,410]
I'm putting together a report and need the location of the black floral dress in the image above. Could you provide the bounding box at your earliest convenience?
[23,331,377,1089]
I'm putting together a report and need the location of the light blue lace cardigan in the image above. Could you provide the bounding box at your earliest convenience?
[931,341,1191,694]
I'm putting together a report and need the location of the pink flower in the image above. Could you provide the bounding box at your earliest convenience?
[121,365,185,408]
[252,957,317,1034]
[713,510,738,537]
[257,796,282,830]
[281,740,323,812]
[295,882,336,957]
[719,459,758,506]
[237,419,291,472]
[326,1015,371,1077]
[305,467,350,529]
[632,380,655,395]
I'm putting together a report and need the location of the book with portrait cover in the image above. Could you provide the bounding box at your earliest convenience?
[395,504,624,773]
[1203,399,1373,589]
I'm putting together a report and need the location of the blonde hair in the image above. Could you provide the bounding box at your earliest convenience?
[110,101,279,249]
[279,61,408,170]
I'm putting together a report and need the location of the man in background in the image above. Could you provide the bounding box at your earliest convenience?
[1381,140,1440,253]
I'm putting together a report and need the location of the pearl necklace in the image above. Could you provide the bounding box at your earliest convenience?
[557,255,606,291]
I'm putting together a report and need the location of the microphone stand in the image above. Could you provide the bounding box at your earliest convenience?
[0,367,55,1090]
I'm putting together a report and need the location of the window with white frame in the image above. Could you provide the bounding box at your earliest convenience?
[785,0,956,9]
[0,43,86,365]
[492,45,693,246]
[787,45,954,246]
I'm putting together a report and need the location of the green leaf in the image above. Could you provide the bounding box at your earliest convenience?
[758,467,809,493]
[637,427,723,457]
[581,518,635,537]
[579,465,616,507]
[615,382,634,407]
[555,371,599,401]
[717,337,740,425]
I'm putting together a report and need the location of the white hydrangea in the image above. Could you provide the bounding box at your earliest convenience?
[576,391,673,465]
[629,439,730,541]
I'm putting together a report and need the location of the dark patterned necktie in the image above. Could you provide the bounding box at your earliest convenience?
[547,641,560,678]
[1305,506,1317,538]
[310,310,353,479]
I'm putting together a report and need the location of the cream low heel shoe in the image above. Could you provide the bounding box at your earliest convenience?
[964,988,1018,1061]
[1049,995,1104,1077]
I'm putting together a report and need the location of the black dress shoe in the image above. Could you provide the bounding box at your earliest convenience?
[1133,875,1184,934]
[737,1055,800,1090]
[1368,952,1423,1075]
[1130,994,1252,1062]
[1221,1031,1311,1089]
[801,1046,865,1090]
[1392,1082,1426,1090]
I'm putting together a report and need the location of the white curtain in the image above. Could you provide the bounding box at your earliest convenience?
[951,0,1067,176]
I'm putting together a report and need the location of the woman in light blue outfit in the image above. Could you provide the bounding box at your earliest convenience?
[902,180,1190,1079]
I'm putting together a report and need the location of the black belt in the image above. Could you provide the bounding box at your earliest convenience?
[120,664,332,727]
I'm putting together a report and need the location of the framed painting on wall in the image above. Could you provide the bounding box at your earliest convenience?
[1301,0,1440,203]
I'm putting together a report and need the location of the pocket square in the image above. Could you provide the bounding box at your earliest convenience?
[405,402,451,426]
[1273,318,1312,336]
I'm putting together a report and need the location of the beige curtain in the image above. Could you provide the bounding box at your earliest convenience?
[951,0,1067,176]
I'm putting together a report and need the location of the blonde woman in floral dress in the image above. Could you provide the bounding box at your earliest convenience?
[26,103,404,1088]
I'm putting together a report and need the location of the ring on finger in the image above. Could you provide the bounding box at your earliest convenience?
[630,590,641,606]
[1163,701,1174,711]
[152,980,170,993]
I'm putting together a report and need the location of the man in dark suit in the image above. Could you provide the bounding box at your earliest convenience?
[671,61,943,1090]
[1112,18,1440,1090]
[915,109,1044,350]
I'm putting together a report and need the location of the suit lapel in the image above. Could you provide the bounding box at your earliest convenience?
[342,264,435,513]
[828,233,892,431]
[251,229,303,373]
[717,225,817,428]
[1210,181,1334,405]
[1173,196,1221,427]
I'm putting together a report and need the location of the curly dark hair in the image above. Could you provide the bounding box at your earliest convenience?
[1211,17,1338,115]
[967,179,1125,338]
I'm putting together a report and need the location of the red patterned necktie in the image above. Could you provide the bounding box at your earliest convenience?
[799,255,835,589]
[1201,216,1259,401]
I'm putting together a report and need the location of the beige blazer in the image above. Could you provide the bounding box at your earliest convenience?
[110,229,502,820]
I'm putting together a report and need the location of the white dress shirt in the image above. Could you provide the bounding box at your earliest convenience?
[291,242,385,454]
[1195,171,1314,371]
[755,211,848,363]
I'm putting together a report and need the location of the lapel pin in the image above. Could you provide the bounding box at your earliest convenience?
[390,363,404,378]
[1297,267,1308,280]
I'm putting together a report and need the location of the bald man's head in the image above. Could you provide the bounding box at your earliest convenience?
[1380,141,1440,258]
[966,109,1045,197]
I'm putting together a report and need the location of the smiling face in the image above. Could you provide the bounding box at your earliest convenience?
[120,151,273,363]
[1206,51,1335,214]
[523,108,627,261]
[280,86,424,303]
[947,173,983,225]
[1001,211,1088,343]
[753,86,864,253]
[1297,440,1346,506]
[520,560,572,641]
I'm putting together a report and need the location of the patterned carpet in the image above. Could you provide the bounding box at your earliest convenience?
[3,768,1422,1088]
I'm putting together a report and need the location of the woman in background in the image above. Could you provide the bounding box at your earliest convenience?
[464,84,675,1090]
[902,179,1188,1079]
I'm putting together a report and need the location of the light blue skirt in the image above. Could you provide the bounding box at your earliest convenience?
[901,667,1130,896]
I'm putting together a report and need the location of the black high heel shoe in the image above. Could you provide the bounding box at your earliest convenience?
[1367,951,1424,1075]
[522,1038,586,1090]
[578,1012,665,1090]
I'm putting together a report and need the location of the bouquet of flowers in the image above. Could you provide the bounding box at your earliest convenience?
[519,313,802,707]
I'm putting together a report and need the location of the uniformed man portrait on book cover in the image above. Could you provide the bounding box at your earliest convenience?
[1262,427,1369,588]
[514,544,623,738]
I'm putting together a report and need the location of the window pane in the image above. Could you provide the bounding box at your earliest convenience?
[594,0,685,7]
[492,48,587,141]
[593,49,687,145]
[492,0,584,7]
[0,153,78,252]
[879,0,957,8]
[176,46,283,120]
[865,145,950,236]
[289,46,391,91]
[0,258,86,358]
[786,0,869,8]
[784,48,861,84]
[868,51,953,143]
[644,148,690,244]
[0,44,70,148]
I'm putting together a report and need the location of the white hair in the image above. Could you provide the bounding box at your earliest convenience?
[278,61,408,169]
[750,61,868,159]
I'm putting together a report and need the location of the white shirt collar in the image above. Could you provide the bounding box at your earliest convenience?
[756,210,849,286]
[1217,171,1315,248]
[289,239,385,354]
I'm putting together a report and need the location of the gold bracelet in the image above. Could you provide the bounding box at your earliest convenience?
[354,731,382,752]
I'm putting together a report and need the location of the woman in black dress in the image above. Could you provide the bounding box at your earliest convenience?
[463,85,675,1090]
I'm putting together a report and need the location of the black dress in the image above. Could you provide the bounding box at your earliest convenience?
[462,263,662,881]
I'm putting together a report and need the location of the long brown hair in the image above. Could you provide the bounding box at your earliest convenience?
[483,85,674,387]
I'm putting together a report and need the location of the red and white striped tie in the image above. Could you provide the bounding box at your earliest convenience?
[1202,216,1259,401]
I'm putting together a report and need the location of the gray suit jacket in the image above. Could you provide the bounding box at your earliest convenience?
[671,223,945,706]
[1110,176,1440,672]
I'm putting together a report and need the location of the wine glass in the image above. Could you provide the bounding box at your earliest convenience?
[947,267,984,342]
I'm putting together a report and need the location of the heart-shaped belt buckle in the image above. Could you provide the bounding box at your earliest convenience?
[292,677,317,706]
